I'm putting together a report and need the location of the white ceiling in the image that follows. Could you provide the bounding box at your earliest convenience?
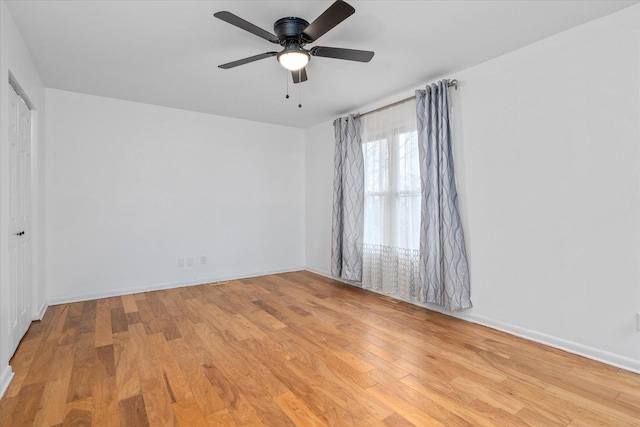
[5,0,638,128]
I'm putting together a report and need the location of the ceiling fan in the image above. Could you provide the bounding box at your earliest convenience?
[214,0,375,84]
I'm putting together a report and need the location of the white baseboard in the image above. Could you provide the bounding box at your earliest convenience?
[32,301,48,321]
[0,365,14,400]
[304,266,349,283]
[304,267,640,374]
[47,266,305,306]
[432,307,640,375]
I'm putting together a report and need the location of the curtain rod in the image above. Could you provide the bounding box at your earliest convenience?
[357,79,458,118]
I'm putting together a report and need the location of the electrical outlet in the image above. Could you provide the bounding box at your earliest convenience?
[178,258,184,268]
[187,257,194,267]
[201,255,207,265]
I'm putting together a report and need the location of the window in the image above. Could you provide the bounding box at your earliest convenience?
[363,129,420,249]
[361,100,420,298]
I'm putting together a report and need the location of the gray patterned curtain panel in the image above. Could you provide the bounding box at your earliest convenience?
[331,115,365,282]
[416,80,472,311]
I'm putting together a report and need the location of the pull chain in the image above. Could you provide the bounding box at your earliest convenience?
[298,77,302,108]
[285,70,290,99]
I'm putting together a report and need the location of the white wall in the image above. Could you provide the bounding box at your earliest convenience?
[305,121,334,274]
[46,89,305,303]
[0,0,47,396]
[306,5,640,372]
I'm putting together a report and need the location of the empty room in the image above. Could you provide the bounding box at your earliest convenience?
[1,0,639,425]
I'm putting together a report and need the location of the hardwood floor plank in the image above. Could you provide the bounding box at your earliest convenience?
[204,408,239,427]
[394,359,477,405]
[382,412,417,427]
[79,300,97,334]
[1,271,638,426]
[92,377,119,427]
[110,307,128,334]
[247,336,391,425]
[155,289,185,319]
[200,362,242,409]
[5,337,41,398]
[135,298,157,328]
[63,396,93,426]
[399,372,525,426]
[67,353,95,403]
[118,393,149,427]
[617,390,640,408]
[171,399,207,427]
[230,313,270,341]
[224,394,268,427]
[248,303,289,330]
[73,331,95,362]
[516,406,566,427]
[572,366,640,399]
[545,384,640,426]
[121,294,138,314]
[274,391,328,427]
[146,332,193,404]
[450,376,525,414]
[106,296,123,310]
[129,323,161,382]
[94,303,113,347]
[369,369,456,423]
[167,336,226,415]
[159,317,182,341]
[141,376,177,427]
[68,301,85,318]
[3,381,46,426]
[114,332,142,401]
[22,339,57,386]
[466,399,531,426]
[0,395,18,426]
[499,378,574,425]
[95,344,116,379]
[126,311,143,325]
[60,315,82,346]
[289,360,393,423]
[170,295,204,325]
[14,345,68,426]
[238,340,335,416]
[233,375,297,427]
[366,382,447,426]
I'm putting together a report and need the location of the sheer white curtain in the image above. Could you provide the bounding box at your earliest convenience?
[361,100,421,301]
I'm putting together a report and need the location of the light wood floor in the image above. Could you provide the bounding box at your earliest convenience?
[1,271,638,426]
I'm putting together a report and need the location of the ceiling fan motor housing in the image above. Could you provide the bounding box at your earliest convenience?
[274,17,310,45]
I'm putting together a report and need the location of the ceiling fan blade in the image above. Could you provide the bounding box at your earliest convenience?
[310,46,374,62]
[218,52,278,69]
[302,0,355,43]
[291,67,308,84]
[214,11,279,43]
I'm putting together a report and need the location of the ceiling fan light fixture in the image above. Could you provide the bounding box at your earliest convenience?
[277,47,310,71]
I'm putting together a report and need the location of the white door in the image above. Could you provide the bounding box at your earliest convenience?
[8,86,32,352]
